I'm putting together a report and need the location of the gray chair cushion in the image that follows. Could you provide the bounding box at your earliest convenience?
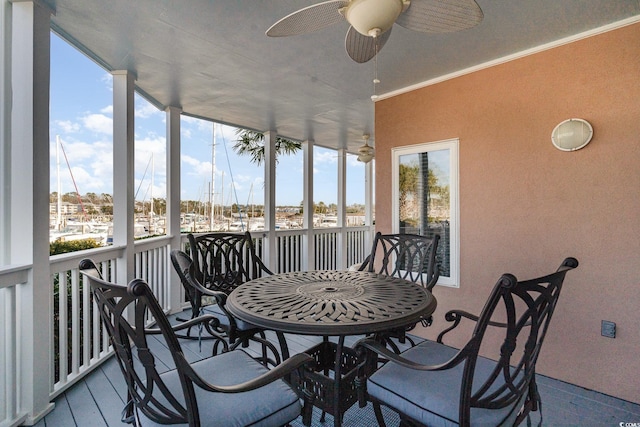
[367,340,523,427]
[139,350,301,427]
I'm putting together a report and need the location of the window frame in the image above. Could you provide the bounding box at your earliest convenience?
[391,138,460,288]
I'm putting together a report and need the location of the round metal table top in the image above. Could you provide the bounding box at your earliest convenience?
[226,270,437,335]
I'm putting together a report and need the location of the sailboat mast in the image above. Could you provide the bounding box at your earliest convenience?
[210,123,216,230]
[150,153,154,234]
[59,138,88,222]
[221,171,224,220]
[56,135,62,230]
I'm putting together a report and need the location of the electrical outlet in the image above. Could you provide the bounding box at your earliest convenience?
[601,320,616,338]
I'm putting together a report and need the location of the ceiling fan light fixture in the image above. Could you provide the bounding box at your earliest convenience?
[357,134,375,163]
[345,0,407,36]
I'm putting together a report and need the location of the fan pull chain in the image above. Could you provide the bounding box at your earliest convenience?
[371,37,380,101]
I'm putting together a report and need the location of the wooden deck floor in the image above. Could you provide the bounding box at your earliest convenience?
[35,312,640,427]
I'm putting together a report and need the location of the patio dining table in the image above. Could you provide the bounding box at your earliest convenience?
[226,269,437,427]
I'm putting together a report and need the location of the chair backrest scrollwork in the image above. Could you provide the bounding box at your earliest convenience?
[359,232,440,291]
[188,232,272,295]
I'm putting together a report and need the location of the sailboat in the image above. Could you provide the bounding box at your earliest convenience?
[50,136,109,245]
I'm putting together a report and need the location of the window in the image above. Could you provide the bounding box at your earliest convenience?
[50,33,114,250]
[392,139,459,287]
[346,153,366,227]
[134,93,166,237]
[313,146,338,226]
[276,145,303,230]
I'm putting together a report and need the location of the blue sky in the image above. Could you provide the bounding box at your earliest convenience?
[49,33,367,208]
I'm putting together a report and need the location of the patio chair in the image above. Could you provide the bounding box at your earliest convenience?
[79,258,314,427]
[355,257,578,427]
[358,232,440,290]
[358,232,440,348]
[171,249,284,366]
[187,231,272,296]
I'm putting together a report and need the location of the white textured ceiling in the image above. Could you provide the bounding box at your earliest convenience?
[48,0,640,152]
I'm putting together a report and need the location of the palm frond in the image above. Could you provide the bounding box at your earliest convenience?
[233,129,301,165]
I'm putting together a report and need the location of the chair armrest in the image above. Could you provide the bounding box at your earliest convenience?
[436,309,510,343]
[425,269,440,292]
[145,314,223,335]
[189,275,228,305]
[187,352,314,393]
[355,338,466,372]
[347,262,363,271]
[356,255,372,272]
[255,257,274,276]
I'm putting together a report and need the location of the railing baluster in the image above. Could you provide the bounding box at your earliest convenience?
[58,269,68,385]
[83,268,90,369]
[71,271,80,376]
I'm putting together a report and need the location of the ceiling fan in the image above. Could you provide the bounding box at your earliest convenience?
[266,0,484,63]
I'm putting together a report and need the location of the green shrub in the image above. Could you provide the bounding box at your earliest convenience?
[50,239,102,256]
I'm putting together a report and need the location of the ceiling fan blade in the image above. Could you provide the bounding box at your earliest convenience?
[345,26,392,63]
[266,0,350,37]
[395,0,483,33]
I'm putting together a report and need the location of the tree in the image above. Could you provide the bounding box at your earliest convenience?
[399,163,419,224]
[85,192,99,204]
[62,192,78,203]
[233,129,301,165]
[101,193,113,204]
[152,198,166,215]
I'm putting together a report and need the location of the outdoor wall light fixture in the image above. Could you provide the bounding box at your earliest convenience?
[357,134,375,163]
[551,118,593,151]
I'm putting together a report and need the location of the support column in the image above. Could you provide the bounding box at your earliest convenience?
[10,0,55,423]
[112,70,136,283]
[302,140,314,270]
[0,0,10,263]
[166,106,182,313]
[263,130,277,271]
[337,148,347,269]
[364,160,374,247]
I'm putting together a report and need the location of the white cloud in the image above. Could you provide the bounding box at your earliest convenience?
[135,101,162,119]
[134,135,168,199]
[100,73,113,91]
[82,113,113,135]
[313,148,337,164]
[181,116,199,125]
[346,153,364,167]
[54,120,81,134]
[182,154,213,178]
[51,137,113,195]
[69,166,108,192]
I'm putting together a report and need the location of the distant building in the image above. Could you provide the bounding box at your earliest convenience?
[49,202,81,215]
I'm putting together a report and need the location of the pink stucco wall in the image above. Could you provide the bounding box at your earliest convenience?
[374,22,640,404]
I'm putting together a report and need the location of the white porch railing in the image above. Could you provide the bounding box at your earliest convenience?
[48,236,177,398]
[0,264,31,427]
[343,227,369,268]
[247,226,370,272]
[0,227,370,426]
